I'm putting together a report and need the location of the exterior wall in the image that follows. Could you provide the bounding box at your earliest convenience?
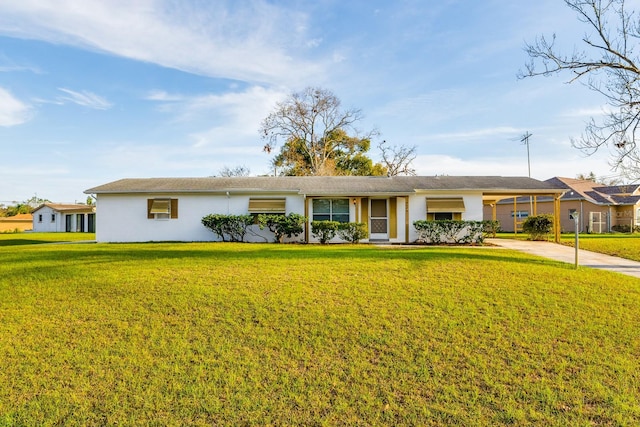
[408,192,483,242]
[485,199,619,233]
[32,206,63,232]
[96,191,487,243]
[612,205,636,230]
[96,193,306,243]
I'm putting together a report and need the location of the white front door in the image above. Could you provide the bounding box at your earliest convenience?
[369,199,388,240]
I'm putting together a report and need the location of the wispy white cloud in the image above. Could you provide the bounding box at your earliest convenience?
[414,152,614,181]
[426,126,524,142]
[0,87,31,126]
[57,88,112,110]
[0,0,326,85]
[185,86,287,147]
[146,85,286,146]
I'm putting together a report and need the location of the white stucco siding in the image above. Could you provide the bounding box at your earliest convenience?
[95,193,306,243]
[32,206,59,232]
[407,192,484,242]
[392,196,407,243]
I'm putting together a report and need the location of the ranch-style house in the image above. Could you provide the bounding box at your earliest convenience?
[84,176,565,243]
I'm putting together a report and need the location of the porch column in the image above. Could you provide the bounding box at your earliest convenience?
[405,196,410,243]
[553,194,561,243]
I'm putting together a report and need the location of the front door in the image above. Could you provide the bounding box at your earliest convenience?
[88,214,96,233]
[369,199,388,240]
[76,214,85,232]
[65,215,72,232]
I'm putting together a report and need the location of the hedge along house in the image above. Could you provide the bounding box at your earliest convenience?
[31,203,96,233]
[484,177,640,233]
[84,176,565,243]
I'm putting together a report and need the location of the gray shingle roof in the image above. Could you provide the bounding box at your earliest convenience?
[85,176,563,196]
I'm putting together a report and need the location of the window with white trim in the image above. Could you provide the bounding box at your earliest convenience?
[511,210,529,219]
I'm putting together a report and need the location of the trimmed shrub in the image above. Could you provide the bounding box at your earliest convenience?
[482,220,500,238]
[201,214,254,242]
[257,213,307,243]
[311,220,340,244]
[522,214,554,241]
[337,222,368,243]
[413,220,486,244]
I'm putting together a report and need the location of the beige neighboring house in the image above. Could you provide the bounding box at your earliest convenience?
[484,177,640,233]
[32,203,96,233]
[0,213,33,232]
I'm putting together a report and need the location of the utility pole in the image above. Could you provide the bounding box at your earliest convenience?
[520,132,533,214]
[520,131,532,178]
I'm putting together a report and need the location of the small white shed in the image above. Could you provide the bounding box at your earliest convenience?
[32,203,96,233]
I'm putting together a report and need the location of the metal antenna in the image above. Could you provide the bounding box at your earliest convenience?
[520,132,532,178]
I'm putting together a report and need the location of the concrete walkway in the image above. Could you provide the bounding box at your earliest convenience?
[486,238,640,279]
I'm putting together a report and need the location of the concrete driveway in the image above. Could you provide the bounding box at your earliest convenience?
[486,238,640,279]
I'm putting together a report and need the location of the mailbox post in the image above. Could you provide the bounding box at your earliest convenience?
[570,211,580,269]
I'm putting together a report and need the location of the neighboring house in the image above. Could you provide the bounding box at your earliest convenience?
[32,203,96,233]
[85,176,563,243]
[484,177,640,233]
[0,213,33,232]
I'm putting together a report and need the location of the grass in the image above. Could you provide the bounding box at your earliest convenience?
[0,232,95,246]
[1,241,639,425]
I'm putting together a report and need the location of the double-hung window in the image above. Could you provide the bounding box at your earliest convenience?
[312,199,349,223]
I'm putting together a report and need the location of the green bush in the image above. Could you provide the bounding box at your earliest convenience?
[311,221,340,244]
[337,222,368,243]
[201,214,254,242]
[413,220,486,244]
[522,214,554,241]
[482,220,500,237]
[257,213,307,243]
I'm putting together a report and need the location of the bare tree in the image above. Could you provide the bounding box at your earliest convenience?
[377,140,417,176]
[520,0,640,177]
[260,87,379,176]
[217,165,250,177]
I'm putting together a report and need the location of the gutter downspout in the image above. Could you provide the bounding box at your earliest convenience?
[226,191,230,215]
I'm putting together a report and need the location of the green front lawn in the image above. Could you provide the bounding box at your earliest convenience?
[560,233,640,262]
[496,232,640,262]
[0,232,95,246]
[1,242,639,425]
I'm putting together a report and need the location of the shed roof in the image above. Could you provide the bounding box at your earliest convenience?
[32,203,96,213]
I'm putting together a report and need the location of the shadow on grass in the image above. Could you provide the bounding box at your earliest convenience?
[0,242,570,276]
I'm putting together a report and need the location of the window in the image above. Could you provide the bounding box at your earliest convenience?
[147,199,178,220]
[38,214,43,223]
[434,212,454,221]
[426,198,465,221]
[511,211,529,219]
[248,198,287,223]
[51,214,56,223]
[568,209,577,220]
[312,199,349,223]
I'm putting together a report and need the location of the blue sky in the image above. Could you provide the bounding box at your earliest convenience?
[0,0,621,203]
